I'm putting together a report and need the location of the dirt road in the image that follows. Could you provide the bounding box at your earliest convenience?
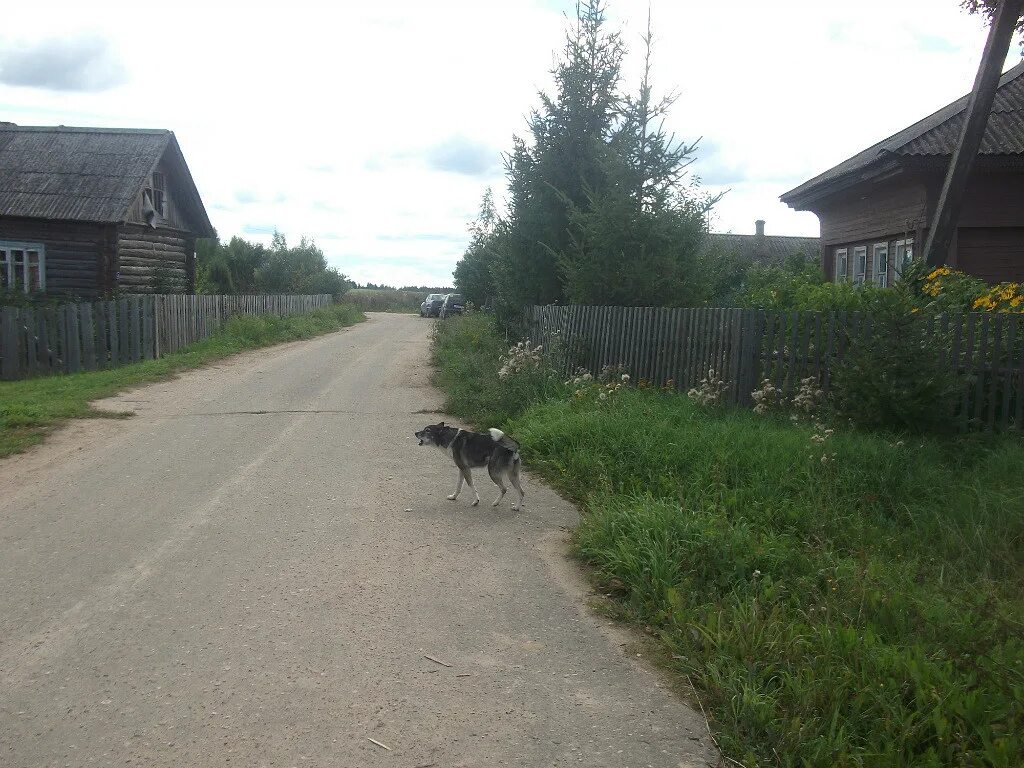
[0,312,715,768]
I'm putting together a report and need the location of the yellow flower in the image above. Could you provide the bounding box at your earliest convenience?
[1011,296,1023,308]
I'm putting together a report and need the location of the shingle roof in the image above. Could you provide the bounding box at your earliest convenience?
[706,232,820,264]
[0,125,213,236]
[781,59,1024,206]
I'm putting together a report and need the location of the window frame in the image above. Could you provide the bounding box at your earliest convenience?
[852,246,868,285]
[893,238,914,282]
[873,242,889,288]
[151,171,166,216]
[0,241,46,293]
[833,248,848,283]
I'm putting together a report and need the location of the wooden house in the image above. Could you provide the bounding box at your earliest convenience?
[781,60,1024,286]
[0,124,215,297]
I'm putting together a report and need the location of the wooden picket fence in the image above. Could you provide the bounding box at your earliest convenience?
[527,305,1024,431]
[0,294,332,381]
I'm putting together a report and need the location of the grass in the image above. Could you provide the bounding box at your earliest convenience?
[345,288,428,314]
[433,313,1024,768]
[0,304,364,458]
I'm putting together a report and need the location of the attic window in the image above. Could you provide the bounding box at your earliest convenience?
[0,242,45,293]
[150,171,166,216]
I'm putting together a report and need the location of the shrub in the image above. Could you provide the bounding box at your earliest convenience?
[830,306,962,433]
[736,258,898,312]
[432,313,565,427]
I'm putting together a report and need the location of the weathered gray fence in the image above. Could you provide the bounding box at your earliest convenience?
[1,293,332,381]
[527,305,1024,431]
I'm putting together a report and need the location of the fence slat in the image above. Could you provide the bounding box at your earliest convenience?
[1002,316,1017,430]
[80,304,96,372]
[1,308,18,380]
[987,315,1003,430]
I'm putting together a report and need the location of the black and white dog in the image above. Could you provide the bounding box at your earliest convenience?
[415,422,525,510]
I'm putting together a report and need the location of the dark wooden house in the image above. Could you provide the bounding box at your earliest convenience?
[0,124,215,297]
[781,60,1024,286]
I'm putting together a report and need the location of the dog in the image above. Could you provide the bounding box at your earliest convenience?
[415,422,525,510]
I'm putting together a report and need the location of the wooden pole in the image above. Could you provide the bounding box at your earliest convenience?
[924,0,1023,266]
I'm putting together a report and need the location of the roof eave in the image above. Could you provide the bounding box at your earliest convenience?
[781,156,908,211]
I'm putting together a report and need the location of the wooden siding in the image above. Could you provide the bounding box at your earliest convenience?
[816,175,929,248]
[957,227,1024,283]
[813,170,1024,283]
[0,217,106,297]
[116,224,194,293]
[958,171,1024,228]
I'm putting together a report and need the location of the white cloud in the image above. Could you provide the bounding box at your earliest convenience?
[0,35,127,92]
[0,0,1018,284]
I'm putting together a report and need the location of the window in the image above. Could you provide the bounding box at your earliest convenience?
[151,171,165,215]
[873,243,889,288]
[852,246,867,285]
[0,242,45,293]
[893,239,914,282]
[834,248,848,282]
[145,171,166,218]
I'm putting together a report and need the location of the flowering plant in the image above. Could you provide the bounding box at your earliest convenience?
[687,368,728,407]
[498,341,544,379]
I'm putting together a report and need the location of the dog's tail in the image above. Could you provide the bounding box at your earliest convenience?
[489,428,520,459]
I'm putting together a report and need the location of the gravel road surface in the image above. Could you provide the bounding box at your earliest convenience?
[0,312,716,768]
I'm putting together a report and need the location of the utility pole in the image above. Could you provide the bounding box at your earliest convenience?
[923,0,1024,266]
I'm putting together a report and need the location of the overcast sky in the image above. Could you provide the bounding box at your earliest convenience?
[1,1,1019,287]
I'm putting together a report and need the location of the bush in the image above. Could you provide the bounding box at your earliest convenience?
[432,313,565,427]
[830,306,963,433]
[736,258,902,312]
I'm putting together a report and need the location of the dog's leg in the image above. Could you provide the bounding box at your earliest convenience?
[488,464,507,507]
[509,460,525,511]
[447,472,464,501]
[463,468,480,507]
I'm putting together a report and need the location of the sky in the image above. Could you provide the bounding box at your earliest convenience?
[1,0,1020,288]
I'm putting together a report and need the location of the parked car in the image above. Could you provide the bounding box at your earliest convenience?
[420,294,445,317]
[439,293,466,318]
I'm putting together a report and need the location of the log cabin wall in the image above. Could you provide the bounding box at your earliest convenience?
[116,224,194,293]
[0,217,106,297]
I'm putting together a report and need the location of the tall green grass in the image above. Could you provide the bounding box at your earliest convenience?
[346,288,427,313]
[434,313,1024,768]
[0,304,364,458]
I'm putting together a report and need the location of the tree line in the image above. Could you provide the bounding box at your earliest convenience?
[196,231,349,296]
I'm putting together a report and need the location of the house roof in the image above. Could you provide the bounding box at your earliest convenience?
[706,232,820,264]
[0,124,215,236]
[781,59,1024,208]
